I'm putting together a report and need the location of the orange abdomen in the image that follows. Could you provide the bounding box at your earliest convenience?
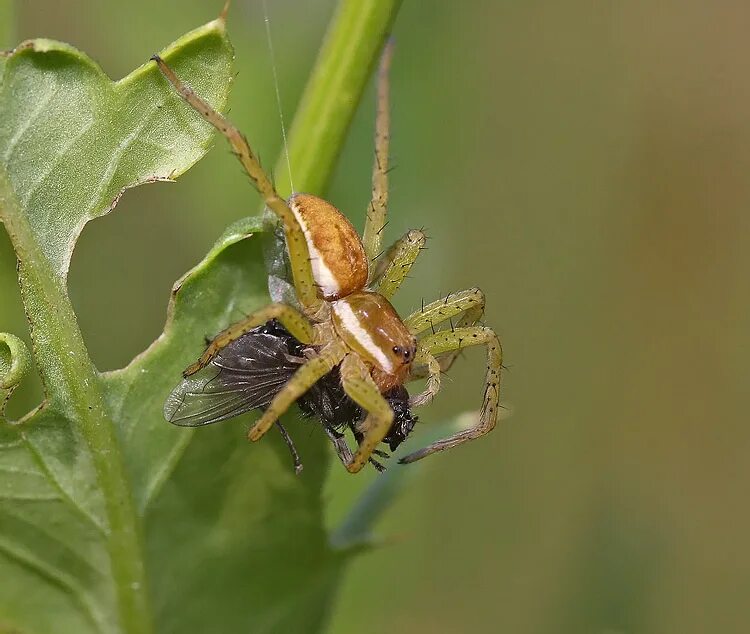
[288,193,368,300]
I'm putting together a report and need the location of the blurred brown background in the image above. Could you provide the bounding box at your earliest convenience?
[2,1,748,632]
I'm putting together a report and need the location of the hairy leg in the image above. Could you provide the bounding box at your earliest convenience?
[324,425,353,466]
[339,354,395,473]
[362,40,395,263]
[399,326,502,464]
[370,229,427,297]
[247,343,347,442]
[408,346,441,408]
[405,287,485,336]
[151,55,321,312]
[184,303,314,376]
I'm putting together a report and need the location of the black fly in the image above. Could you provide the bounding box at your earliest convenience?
[164,320,418,473]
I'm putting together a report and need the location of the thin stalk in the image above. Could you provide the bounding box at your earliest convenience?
[273,0,403,197]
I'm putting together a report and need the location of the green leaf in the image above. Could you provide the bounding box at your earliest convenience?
[0,15,233,634]
[0,0,404,632]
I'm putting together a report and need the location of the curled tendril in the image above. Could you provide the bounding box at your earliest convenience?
[0,332,31,419]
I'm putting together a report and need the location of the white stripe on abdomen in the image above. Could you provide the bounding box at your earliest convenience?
[290,203,341,298]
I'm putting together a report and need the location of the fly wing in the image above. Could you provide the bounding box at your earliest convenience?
[164,329,303,427]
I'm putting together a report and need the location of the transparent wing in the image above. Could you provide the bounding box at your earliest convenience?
[164,328,302,427]
[262,207,300,307]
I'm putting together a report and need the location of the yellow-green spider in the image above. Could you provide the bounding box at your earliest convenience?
[152,43,502,473]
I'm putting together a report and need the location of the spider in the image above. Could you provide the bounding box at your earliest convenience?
[152,41,502,473]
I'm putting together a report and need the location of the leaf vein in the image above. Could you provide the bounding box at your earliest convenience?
[1,78,58,163]
[22,435,108,536]
[21,118,95,209]
[0,534,108,634]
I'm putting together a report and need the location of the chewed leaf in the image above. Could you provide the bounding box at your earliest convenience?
[0,21,232,278]
[103,216,276,511]
[0,15,236,634]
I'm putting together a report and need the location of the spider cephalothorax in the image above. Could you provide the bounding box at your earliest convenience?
[154,41,502,473]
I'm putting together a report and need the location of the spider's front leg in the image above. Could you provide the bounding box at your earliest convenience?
[151,55,322,313]
[402,287,487,406]
[183,303,314,376]
[406,287,486,381]
[247,342,348,442]
[339,354,395,473]
[405,287,485,336]
[399,326,503,464]
[408,346,442,408]
[370,229,427,297]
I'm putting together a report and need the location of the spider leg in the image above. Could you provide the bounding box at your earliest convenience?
[339,354,395,473]
[408,287,486,376]
[408,347,441,408]
[183,303,314,376]
[248,343,347,442]
[151,55,322,313]
[370,229,427,298]
[404,287,485,336]
[399,326,502,464]
[275,421,303,475]
[362,40,395,264]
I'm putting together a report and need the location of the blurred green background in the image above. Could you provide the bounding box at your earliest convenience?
[2,1,749,633]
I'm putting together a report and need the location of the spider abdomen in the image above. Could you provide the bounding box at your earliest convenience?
[288,193,368,300]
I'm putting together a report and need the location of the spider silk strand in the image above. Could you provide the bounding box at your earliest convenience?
[262,0,295,193]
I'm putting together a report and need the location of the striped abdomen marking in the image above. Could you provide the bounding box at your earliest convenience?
[332,291,417,385]
[288,194,368,300]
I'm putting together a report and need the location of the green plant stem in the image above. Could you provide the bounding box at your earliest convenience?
[0,170,153,633]
[274,0,403,196]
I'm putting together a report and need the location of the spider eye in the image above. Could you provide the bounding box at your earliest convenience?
[392,345,412,362]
